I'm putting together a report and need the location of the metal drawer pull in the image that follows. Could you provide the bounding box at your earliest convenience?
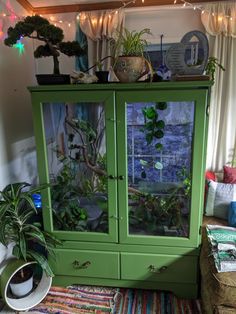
[73,260,91,269]
[148,265,168,273]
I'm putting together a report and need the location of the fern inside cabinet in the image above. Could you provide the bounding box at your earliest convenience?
[29,81,211,298]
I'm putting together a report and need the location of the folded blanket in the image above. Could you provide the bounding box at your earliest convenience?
[206,224,236,272]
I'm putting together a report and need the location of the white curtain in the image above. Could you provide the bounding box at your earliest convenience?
[201,2,236,171]
[79,9,124,73]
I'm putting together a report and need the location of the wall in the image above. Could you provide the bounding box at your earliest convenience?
[0,2,204,189]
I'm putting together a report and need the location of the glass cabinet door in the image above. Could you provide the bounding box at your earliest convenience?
[33,92,117,242]
[117,90,207,246]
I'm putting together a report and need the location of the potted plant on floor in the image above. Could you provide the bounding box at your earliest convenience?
[0,182,61,299]
[112,28,152,82]
[4,15,86,85]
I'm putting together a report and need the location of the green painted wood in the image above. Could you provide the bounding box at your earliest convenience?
[52,276,198,299]
[49,249,120,279]
[28,81,212,93]
[30,90,118,243]
[120,252,197,283]
[116,89,209,247]
[58,241,200,255]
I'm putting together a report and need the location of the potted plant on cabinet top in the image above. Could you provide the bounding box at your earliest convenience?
[112,28,152,83]
[94,60,110,83]
[4,15,86,85]
[0,182,61,299]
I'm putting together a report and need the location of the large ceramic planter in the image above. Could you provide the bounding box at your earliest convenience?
[0,259,52,311]
[113,56,148,83]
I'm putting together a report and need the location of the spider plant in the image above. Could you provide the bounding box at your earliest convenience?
[113,28,152,57]
[0,182,61,277]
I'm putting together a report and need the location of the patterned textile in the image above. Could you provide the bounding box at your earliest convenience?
[206,224,236,272]
[113,289,202,314]
[28,285,118,313]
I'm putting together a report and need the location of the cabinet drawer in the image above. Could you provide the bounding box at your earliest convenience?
[121,253,197,283]
[50,249,120,279]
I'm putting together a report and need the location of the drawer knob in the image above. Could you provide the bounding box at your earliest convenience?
[73,260,91,269]
[148,265,167,273]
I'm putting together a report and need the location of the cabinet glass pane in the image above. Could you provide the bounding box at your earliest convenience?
[43,102,108,233]
[127,101,194,237]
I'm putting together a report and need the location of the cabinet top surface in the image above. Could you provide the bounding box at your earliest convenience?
[28,81,212,93]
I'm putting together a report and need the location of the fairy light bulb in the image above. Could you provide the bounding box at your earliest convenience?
[68,23,71,27]
[230,17,233,21]
[183,2,186,7]
[142,0,144,3]
[201,10,205,14]
[218,16,223,22]
[59,20,63,23]
[50,16,54,21]
[174,0,177,3]
[193,6,196,10]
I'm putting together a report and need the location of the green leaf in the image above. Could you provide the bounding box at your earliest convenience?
[154,162,163,170]
[25,230,46,246]
[146,133,153,145]
[156,120,165,129]
[156,102,167,110]
[27,250,54,277]
[12,245,20,259]
[19,232,27,260]
[140,159,148,166]
[155,143,163,151]
[145,107,156,119]
[154,130,164,139]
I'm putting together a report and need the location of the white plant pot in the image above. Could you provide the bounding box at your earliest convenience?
[0,259,52,311]
[10,274,33,297]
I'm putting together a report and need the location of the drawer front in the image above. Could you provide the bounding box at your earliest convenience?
[50,249,120,279]
[121,253,197,283]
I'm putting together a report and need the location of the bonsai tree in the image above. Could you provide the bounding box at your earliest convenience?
[0,182,61,277]
[4,15,85,75]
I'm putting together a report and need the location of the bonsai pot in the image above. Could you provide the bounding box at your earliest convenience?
[9,265,33,297]
[36,74,70,85]
[95,71,109,83]
[114,56,148,83]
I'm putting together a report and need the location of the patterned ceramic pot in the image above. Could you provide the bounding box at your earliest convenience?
[114,56,148,83]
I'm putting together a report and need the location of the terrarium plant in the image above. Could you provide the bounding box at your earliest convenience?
[0,182,61,282]
[4,15,85,83]
[112,28,153,82]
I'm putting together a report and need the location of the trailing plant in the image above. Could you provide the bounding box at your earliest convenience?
[4,15,85,74]
[205,57,225,82]
[141,102,167,150]
[0,182,61,277]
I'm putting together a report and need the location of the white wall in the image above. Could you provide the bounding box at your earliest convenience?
[0,3,204,189]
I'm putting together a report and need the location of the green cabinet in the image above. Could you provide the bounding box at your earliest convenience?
[29,82,211,298]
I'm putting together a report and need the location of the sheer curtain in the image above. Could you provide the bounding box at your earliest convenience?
[201,2,236,171]
[78,9,124,73]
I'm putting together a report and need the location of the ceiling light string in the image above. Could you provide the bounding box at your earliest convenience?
[76,0,137,23]
[174,0,235,21]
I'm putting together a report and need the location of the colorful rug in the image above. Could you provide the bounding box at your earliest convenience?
[28,285,118,313]
[113,288,202,314]
[1,286,202,313]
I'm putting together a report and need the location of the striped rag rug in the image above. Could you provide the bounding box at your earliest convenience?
[113,288,202,314]
[3,286,202,314]
[28,285,117,313]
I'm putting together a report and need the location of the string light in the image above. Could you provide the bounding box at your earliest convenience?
[173,0,235,22]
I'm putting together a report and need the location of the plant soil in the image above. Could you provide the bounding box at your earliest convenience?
[10,265,33,284]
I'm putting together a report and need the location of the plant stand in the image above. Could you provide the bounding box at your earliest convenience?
[0,259,52,312]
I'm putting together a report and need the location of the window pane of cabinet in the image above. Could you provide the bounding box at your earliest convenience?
[127,101,195,238]
[42,102,108,233]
